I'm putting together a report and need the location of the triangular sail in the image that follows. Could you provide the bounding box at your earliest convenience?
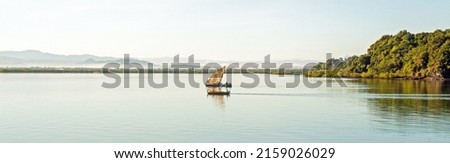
[206,66,226,85]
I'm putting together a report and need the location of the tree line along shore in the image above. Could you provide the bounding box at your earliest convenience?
[307,29,450,80]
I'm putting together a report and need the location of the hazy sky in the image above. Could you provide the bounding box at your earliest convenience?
[1,0,450,60]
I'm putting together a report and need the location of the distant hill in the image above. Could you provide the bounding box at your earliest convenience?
[0,50,318,68]
[0,50,149,67]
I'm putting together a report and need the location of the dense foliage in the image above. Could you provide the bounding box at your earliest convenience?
[308,29,450,79]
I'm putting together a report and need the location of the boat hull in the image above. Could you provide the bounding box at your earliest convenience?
[207,91,230,95]
[206,85,231,95]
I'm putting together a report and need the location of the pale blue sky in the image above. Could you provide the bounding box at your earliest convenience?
[1,0,449,60]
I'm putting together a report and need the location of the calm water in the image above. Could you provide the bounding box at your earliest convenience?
[0,73,450,142]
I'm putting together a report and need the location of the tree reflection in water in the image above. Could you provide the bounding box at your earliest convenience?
[353,79,450,134]
[357,79,450,114]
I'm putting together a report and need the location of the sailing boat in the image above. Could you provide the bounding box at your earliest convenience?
[205,66,232,95]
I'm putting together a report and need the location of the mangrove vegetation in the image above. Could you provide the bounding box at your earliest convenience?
[307,29,450,79]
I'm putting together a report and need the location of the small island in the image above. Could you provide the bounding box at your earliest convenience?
[307,29,450,80]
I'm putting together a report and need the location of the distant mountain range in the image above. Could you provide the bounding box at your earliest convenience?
[0,50,318,68]
[0,50,149,67]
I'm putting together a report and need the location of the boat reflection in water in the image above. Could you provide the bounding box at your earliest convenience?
[205,66,232,95]
[207,94,229,109]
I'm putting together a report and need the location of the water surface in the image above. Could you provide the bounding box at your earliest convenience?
[0,74,449,142]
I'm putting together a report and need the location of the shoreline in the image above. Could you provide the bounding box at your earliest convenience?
[1,67,448,80]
